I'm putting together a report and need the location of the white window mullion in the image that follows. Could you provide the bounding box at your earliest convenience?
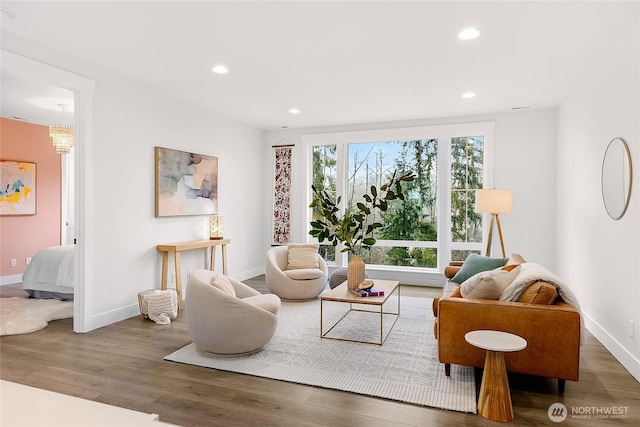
[438,132,451,270]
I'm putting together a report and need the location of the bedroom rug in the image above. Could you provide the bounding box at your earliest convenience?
[0,297,73,336]
[165,296,477,413]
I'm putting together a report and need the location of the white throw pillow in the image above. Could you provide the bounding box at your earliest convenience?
[286,243,320,270]
[460,265,521,300]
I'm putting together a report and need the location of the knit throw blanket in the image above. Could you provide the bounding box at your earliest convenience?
[499,262,587,345]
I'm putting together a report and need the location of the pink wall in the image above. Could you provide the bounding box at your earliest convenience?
[0,118,61,279]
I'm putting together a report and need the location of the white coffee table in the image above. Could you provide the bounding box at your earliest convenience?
[465,330,527,422]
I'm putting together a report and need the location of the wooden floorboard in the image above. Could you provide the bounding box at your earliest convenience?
[2,278,639,426]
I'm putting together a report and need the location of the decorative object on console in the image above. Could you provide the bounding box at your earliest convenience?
[209,216,224,239]
[49,104,74,154]
[601,137,632,220]
[0,160,37,215]
[475,189,513,257]
[154,146,218,217]
[309,170,415,289]
[272,142,293,244]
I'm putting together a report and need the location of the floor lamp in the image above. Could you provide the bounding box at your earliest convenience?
[475,189,513,257]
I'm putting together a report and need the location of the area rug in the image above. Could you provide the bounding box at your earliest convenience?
[0,297,73,336]
[165,296,477,413]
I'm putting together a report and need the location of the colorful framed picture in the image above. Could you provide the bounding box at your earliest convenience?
[154,147,218,217]
[0,160,37,216]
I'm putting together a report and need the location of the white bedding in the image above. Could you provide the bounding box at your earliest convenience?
[21,245,75,295]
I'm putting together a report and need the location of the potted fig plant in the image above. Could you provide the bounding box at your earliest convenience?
[309,170,415,290]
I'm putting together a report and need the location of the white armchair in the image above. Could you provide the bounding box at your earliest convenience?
[186,269,280,356]
[265,244,328,300]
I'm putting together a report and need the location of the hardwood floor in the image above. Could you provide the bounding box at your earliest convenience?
[1,279,639,426]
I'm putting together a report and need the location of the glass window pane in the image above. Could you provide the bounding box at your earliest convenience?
[311,144,337,224]
[346,140,438,244]
[319,244,335,262]
[451,249,481,262]
[359,245,438,268]
[450,136,484,243]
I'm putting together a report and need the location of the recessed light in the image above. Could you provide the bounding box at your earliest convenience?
[458,28,480,40]
[289,108,300,114]
[211,65,229,74]
[462,92,476,99]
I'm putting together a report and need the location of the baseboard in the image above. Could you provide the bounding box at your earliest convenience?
[82,303,141,333]
[0,274,23,286]
[584,311,640,382]
[232,267,265,282]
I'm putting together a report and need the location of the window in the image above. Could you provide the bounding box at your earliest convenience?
[305,122,494,271]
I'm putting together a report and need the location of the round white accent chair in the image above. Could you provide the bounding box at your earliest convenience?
[185,269,280,356]
[265,245,328,300]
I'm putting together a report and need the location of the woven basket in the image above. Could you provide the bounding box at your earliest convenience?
[138,289,157,318]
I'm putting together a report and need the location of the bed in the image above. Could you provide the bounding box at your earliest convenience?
[21,245,74,300]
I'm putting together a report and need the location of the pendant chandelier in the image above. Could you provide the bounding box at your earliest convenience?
[49,104,74,154]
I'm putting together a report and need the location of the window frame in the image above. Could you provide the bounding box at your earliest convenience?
[302,121,495,280]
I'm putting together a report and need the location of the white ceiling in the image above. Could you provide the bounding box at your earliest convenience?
[1,1,637,130]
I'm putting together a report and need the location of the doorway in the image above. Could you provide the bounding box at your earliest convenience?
[1,49,95,332]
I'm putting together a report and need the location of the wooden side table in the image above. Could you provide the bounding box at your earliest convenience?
[156,239,230,309]
[464,330,527,422]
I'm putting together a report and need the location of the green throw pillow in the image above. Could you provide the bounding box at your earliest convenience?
[450,253,508,284]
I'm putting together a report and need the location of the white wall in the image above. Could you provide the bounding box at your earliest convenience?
[3,33,267,331]
[263,108,558,284]
[557,19,640,381]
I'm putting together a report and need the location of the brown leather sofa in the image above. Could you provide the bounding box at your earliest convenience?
[434,262,581,393]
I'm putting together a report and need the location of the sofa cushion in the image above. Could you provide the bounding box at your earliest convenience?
[450,286,462,298]
[286,243,320,270]
[517,281,557,304]
[450,253,509,284]
[210,275,236,296]
[460,265,521,300]
[243,294,281,314]
[283,268,324,280]
[507,253,527,266]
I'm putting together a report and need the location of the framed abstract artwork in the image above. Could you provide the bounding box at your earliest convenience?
[0,160,37,216]
[154,147,218,217]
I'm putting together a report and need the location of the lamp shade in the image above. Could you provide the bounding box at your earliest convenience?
[209,216,224,240]
[475,189,513,214]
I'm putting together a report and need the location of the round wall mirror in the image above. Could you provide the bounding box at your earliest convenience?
[601,137,633,220]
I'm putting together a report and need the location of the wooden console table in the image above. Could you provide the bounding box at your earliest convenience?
[156,239,230,309]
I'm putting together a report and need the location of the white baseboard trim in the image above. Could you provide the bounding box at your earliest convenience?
[232,267,265,282]
[0,274,23,286]
[584,311,640,383]
[83,303,141,333]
